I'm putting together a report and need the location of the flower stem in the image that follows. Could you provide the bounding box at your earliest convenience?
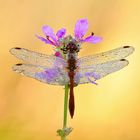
[61,84,69,140]
[63,84,69,128]
[57,85,72,139]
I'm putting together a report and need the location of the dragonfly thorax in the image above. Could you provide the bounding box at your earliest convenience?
[60,35,81,54]
[67,53,77,71]
[66,42,80,53]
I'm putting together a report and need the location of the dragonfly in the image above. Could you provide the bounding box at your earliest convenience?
[10,43,134,118]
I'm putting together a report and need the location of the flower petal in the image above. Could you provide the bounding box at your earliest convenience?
[82,35,102,44]
[74,19,88,39]
[85,72,100,85]
[36,68,58,83]
[45,68,58,82]
[87,77,98,85]
[36,35,54,45]
[42,25,57,42]
[56,28,66,39]
[54,51,62,58]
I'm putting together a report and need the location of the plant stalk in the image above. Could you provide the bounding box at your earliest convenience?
[61,84,69,140]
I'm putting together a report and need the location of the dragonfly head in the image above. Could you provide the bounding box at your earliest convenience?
[60,35,81,54]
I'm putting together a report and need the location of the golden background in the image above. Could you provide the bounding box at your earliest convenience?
[0,0,139,140]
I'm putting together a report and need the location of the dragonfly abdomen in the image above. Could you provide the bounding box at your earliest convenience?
[68,71,75,118]
[67,53,77,118]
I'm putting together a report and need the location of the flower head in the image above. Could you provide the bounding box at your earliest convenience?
[36,26,66,47]
[74,19,102,44]
[36,18,102,57]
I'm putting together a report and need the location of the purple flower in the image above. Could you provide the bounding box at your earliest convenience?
[85,72,101,85]
[74,19,102,44]
[36,26,66,47]
[36,68,58,83]
[44,68,58,82]
[36,18,102,57]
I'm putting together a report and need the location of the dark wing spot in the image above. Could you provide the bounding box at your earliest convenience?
[14,47,21,49]
[16,63,22,66]
[120,59,126,61]
[123,46,130,48]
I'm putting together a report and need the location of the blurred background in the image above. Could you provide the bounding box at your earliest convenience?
[0,0,140,140]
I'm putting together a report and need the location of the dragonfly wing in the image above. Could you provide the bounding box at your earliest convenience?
[78,46,134,67]
[10,47,67,67]
[75,59,129,84]
[12,63,69,85]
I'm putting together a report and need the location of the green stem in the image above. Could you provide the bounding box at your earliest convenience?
[63,84,69,128]
[61,84,69,140]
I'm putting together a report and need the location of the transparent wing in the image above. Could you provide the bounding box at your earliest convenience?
[10,47,67,67]
[78,46,134,67]
[75,59,129,84]
[12,63,69,85]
